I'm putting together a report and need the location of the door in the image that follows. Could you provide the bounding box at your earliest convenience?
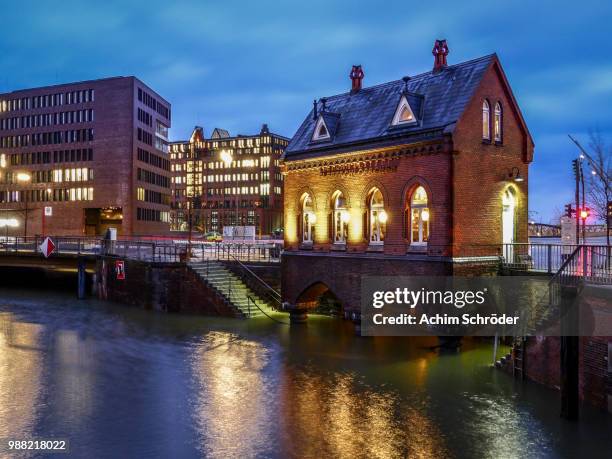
[502,189,516,262]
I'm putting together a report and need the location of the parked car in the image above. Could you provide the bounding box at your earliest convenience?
[204,231,223,242]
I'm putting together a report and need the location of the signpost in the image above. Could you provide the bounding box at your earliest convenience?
[39,237,56,258]
[116,260,125,280]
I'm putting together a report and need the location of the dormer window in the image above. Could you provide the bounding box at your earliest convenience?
[391,95,417,126]
[312,116,331,141]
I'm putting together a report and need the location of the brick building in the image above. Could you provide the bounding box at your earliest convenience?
[0,77,171,237]
[281,40,534,313]
[169,124,288,236]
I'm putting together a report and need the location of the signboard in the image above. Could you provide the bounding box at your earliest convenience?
[560,216,576,254]
[115,260,125,280]
[39,237,56,258]
[44,206,53,217]
[222,226,256,241]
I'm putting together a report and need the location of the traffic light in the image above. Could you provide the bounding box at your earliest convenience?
[579,207,590,221]
[565,204,573,218]
[572,159,579,179]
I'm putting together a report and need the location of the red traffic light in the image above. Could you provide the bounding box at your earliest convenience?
[579,208,589,220]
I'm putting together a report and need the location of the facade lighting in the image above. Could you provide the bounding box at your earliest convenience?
[341,210,351,223]
[17,172,31,182]
[377,210,388,224]
[220,150,233,167]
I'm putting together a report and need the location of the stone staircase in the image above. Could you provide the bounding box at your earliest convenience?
[188,261,276,318]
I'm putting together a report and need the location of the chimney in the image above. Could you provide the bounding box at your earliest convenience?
[432,39,449,72]
[312,99,318,120]
[350,65,364,93]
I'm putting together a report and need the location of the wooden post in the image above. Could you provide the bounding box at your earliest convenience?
[77,257,86,300]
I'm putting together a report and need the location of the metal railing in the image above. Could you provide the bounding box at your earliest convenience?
[189,242,282,263]
[227,253,282,310]
[502,243,612,281]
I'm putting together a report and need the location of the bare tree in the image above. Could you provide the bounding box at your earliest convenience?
[586,130,612,244]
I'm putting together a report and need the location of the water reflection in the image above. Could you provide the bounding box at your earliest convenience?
[0,312,44,439]
[0,290,610,458]
[191,331,278,458]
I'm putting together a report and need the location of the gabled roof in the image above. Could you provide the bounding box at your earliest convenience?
[284,54,495,160]
[211,128,230,139]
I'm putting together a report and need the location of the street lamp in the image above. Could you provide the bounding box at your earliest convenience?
[17,172,31,238]
[219,149,234,232]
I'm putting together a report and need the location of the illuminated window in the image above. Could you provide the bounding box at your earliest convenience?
[409,186,429,245]
[332,191,348,244]
[368,188,386,244]
[482,100,490,140]
[391,95,417,126]
[137,187,145,201]
[494,102,502,142]
[301,193,315,243]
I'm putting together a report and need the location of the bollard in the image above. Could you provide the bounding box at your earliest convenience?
[77,257,86,299]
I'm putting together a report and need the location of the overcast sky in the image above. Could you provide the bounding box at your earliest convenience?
[1,0,610,222]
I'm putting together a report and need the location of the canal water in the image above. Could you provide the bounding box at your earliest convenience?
[0,289,611,459]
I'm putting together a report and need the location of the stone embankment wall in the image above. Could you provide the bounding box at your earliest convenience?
[95,257,237,316]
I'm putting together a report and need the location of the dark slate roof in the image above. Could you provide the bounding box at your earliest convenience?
[284,54,495,160]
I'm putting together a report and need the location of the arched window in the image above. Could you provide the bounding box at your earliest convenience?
[482,100,490,140]
[410,186,429,245]
[494,102,502,142]
[331,191,349,244]
[301,193,315,243]
[367,188,386,244]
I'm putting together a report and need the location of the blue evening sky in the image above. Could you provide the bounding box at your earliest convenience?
[1,0,610,222]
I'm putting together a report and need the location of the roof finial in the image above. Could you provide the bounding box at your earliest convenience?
[313,99,318,120]
[349,65,364,93]
[432,39,449,72]
[402,76,411,93]
[320,97,327,112]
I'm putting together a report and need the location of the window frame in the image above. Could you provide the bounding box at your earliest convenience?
[482,99,491,141]
[494,102,502,143]
[409,186,429,246]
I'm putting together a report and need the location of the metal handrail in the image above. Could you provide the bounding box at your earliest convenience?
[247,294,289,324]
[228,253,282,307]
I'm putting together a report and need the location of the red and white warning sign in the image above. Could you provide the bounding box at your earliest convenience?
[39,237,56,258]
[116,260,125,280]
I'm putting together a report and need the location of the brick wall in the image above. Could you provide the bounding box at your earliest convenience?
[452,61,533,250]
[96,257,237,316]
[283,140,453,256]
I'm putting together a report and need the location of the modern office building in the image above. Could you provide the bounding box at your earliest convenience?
[281,40,534,314]
[0,76,171,237]
[169,124,288,236]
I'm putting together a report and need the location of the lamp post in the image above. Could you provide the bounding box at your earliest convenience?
[17,172,31,239]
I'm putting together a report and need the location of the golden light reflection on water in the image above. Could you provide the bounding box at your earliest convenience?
[0,312,44,439]
[279,367,450,458]
[190,331,275,458]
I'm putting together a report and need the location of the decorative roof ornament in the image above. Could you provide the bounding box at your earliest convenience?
[432,39,449,72]
[350,65,365,93]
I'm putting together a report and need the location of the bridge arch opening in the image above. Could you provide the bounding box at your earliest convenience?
[296,282,343,316]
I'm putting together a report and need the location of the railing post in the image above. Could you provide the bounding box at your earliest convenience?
[547,244,552,274]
